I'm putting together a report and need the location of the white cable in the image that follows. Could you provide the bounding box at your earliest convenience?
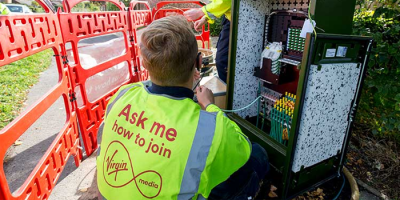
[308,0,317,39]
[221,96,262,113]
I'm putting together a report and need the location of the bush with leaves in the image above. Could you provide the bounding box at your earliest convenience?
[209,17,222,37]
[353,0,400,140]
[29,1,45,13]
[71,2,104,12]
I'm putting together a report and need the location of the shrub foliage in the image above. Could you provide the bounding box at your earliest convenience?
[353,0,400,140]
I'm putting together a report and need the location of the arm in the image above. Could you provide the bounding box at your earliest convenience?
[194,86,252,198]
[205,103,251,157]
[206,104,251,155]
[202,0,232,24]
[198,107,252,198]
[183,0,231,24]
[196,86,243,135]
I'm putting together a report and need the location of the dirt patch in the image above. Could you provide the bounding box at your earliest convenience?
[346,124,400,199]
[291,176,352,200]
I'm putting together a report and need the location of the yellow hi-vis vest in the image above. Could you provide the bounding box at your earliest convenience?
[97,82,251,200]
[202,0,231,24]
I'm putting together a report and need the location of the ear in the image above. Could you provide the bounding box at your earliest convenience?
[141,59,147,70]
[198,54,203,69]
[195,53,202,70]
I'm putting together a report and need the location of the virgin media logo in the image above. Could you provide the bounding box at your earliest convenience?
[103,141,162,198]
[106,150,129,181]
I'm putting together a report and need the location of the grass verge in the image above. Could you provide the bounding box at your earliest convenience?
[0,49,53,130]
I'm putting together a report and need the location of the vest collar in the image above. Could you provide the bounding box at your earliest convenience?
[147,82,194,99]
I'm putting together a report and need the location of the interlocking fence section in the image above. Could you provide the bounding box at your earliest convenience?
[152,1,210,48]
[0,1,81,199]
[0,0,208,199]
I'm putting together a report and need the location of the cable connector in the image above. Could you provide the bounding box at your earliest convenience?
[69,92,77,102]
[62,55,69,64]
[54,54,69,64]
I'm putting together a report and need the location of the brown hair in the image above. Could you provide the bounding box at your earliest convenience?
[140,15,198,86]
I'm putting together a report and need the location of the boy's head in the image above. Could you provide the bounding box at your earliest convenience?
[140,15,198,86]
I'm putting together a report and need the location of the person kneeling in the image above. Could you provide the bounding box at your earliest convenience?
[96,15,269,200]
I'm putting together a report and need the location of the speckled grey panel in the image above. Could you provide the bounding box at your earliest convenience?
[292,63,361,172]
[232,0,269,118]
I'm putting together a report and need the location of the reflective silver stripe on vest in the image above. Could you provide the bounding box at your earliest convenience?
[197,195,207,200]
[97,122,104,157]
[204,7,217,20]
[106,84,141,116]
[100,84,140,157]
[178,111,217,200]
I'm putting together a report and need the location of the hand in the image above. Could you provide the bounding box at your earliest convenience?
[194,16,207,32]
[194,69,201,81]
[183,8,204,21]
[196,86,215,110]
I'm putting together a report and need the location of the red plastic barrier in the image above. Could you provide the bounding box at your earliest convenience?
[58,0,138,156]
[152,1,205,20]
[0,1,213,198]
[128,1,152,81]
[129,1,152,29]
[129,0,211,82]
[152,1,210,49]
[0,7,82,200]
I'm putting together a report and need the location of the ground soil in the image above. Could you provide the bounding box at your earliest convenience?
[256,121,400,200]
[255,172,352,200]
[292,176,352,200]
[346,124,400,199]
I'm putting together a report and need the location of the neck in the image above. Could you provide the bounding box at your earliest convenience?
[151,80,193,90]
[178,81,194,90]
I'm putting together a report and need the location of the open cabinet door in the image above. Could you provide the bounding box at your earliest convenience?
[283,33,372,199]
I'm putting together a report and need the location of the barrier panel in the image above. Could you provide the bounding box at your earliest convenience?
[128,0,210,82]
[128,1,152,81]
[59,0,137,156]
[129,1,152,29]
[0,0,211,198]
[152,1,210,49]
[0,2,82,199]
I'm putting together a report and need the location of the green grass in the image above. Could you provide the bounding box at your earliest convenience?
[0,49,53,130]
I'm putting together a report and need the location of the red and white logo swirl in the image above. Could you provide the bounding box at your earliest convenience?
[103,141,162,199]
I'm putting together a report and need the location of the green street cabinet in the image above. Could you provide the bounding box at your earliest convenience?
[225,0,372,199]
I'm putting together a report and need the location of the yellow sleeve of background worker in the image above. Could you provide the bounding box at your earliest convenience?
[0,3,10,15]
[201,0,231,24]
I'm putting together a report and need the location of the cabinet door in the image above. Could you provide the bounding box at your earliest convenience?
[285,33,372,199]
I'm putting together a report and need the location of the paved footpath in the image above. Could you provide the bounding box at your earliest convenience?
[4,56,78,195]
[50,153,98,200]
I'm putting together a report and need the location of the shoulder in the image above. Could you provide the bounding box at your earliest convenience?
[117,82,148,94]
[108,82,146,105]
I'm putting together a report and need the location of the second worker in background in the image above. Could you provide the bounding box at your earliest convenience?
[184,0,231,83]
